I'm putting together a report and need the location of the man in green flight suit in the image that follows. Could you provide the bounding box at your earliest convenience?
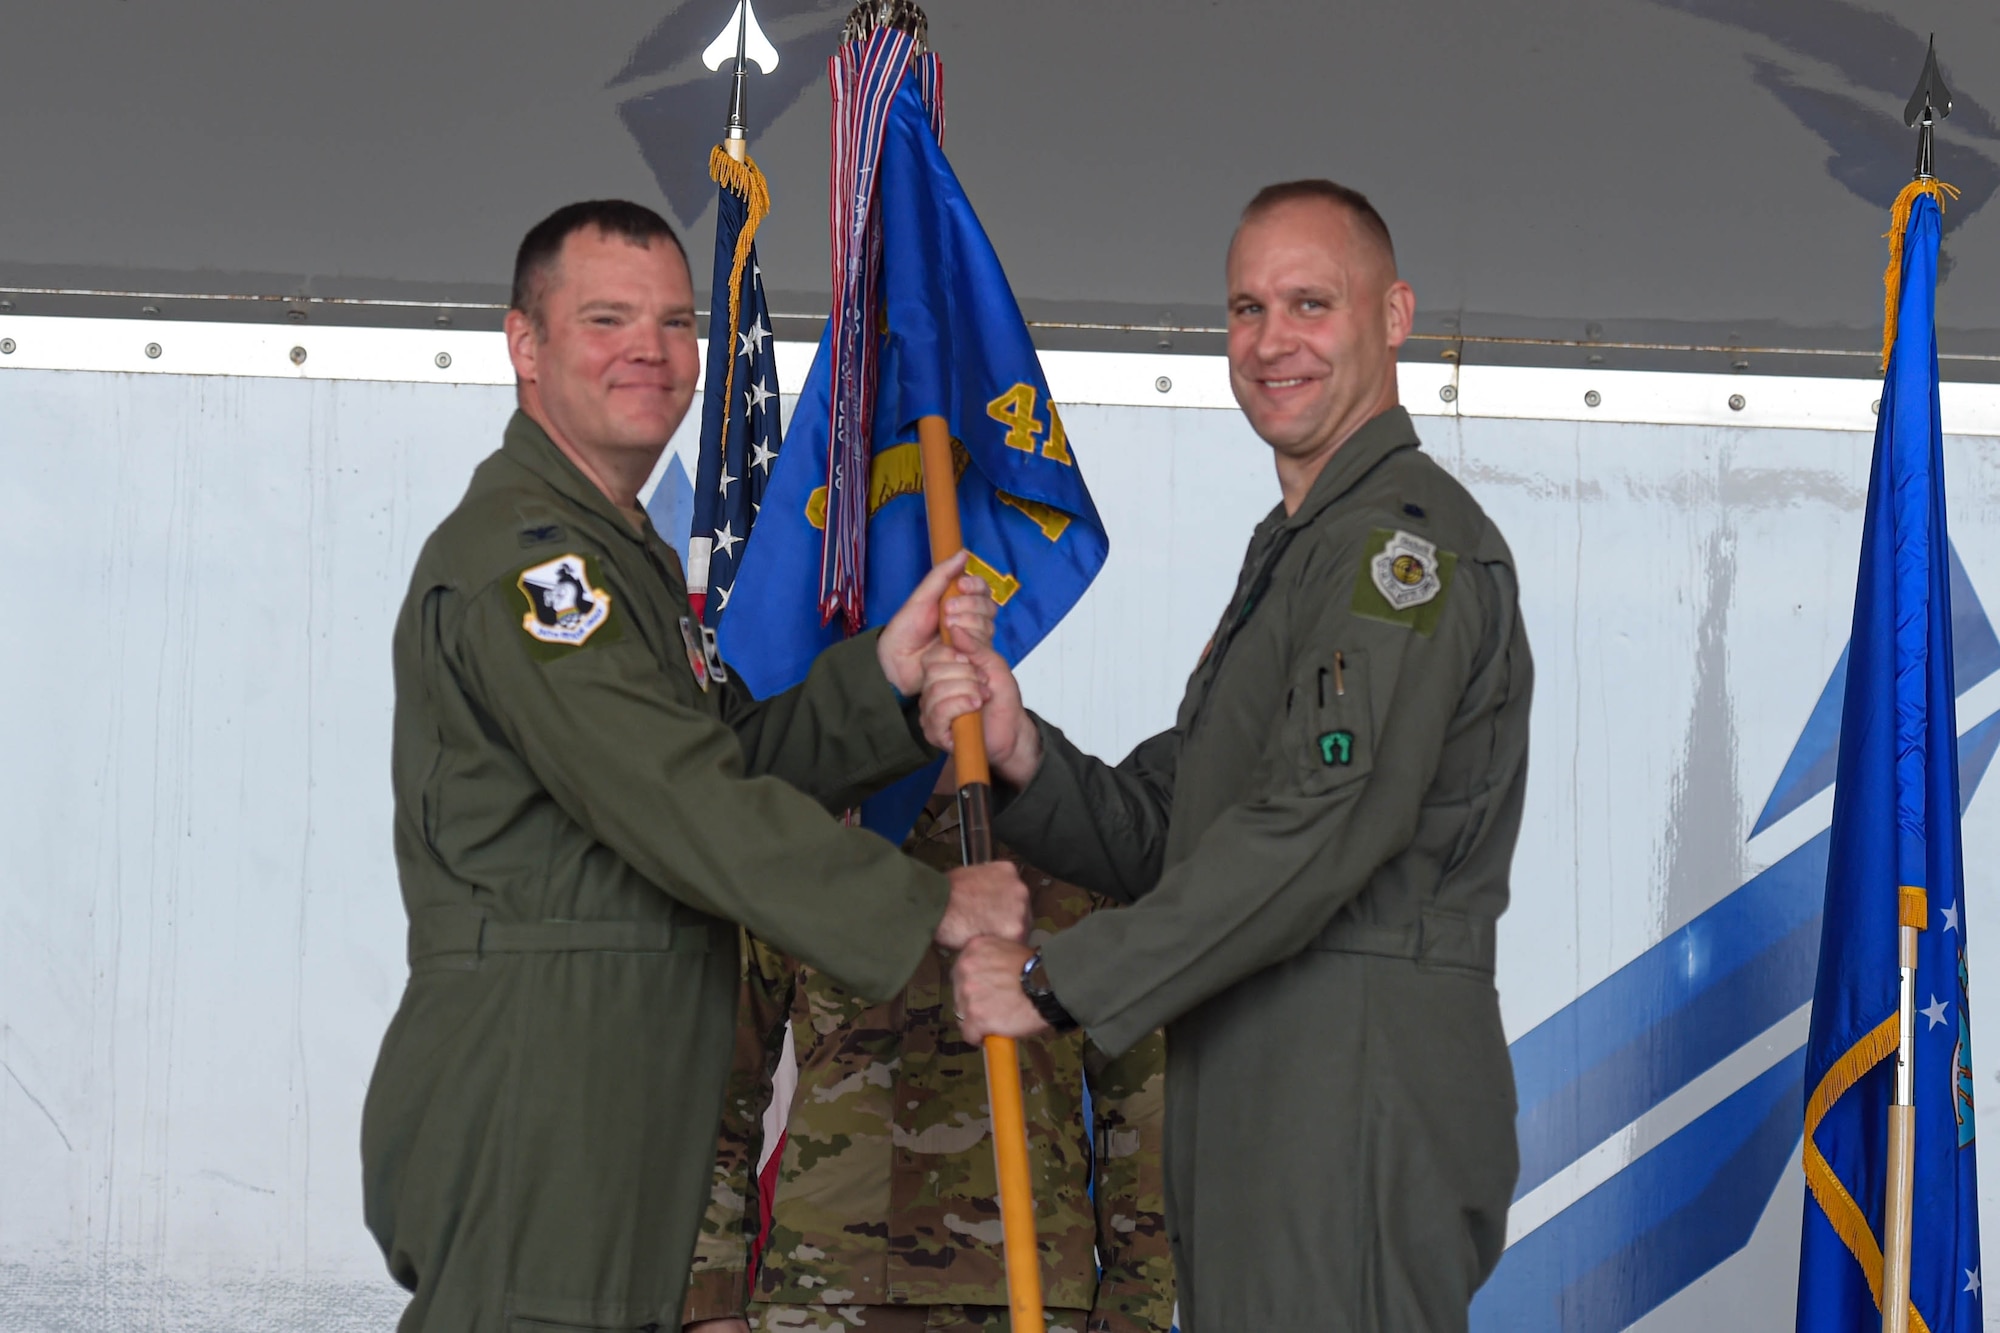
[943,180,1535,1332]
[361,200,1032,1333]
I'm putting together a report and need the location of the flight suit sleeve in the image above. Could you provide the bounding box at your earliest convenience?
[993,723,1181,904]
[1083,1030,1175,1332]
[683,933,797,1323]
[448,560,948,1003]
[717,629,937,811]
[1035,527,1493,1056]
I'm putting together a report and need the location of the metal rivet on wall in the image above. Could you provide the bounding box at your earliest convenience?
[1439,384,1458,403]
[144,342,162,360]
[290,346,308,366]
[0,338,15,355]
[1584,389,1602,408]
[1872,400,1881,415]
[1728,394,1746,412]
[435,352,453,369]
[1154,376,1172,394]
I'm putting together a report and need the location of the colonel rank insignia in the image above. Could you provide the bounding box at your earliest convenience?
[518,554,612,646]
[1352,528,1456,636]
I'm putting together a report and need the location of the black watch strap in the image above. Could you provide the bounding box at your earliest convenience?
[1020,953,1079,1033]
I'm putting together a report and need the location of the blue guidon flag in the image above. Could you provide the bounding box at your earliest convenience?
[719,19,1108,838]
[686,145,784,635]
[1797,179,1982,1332]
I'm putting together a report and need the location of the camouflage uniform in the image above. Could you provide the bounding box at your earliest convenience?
[683,798,1175,1333]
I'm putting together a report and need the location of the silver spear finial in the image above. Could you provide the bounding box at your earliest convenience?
[701,0,780,159]
[1904,35,1953,181]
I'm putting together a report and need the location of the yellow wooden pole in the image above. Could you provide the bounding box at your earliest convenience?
[917,413,1046,1333]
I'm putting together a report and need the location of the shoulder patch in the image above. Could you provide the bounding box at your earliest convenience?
[516,553,612,647]
[1352,528,1456,635]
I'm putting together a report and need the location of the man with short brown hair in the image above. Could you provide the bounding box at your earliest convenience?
[361,200,1031,1333]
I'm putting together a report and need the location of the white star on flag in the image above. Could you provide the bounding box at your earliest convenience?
[750,438,778,473]
[1941,898,1960,932]
[1922,994,1951,1029]
[718,464,736,497]
[713,521,742,559]
[748,380,775,412]
[1968,1268,1982,1296]
[716,582,733,610]
[738,316,771,359]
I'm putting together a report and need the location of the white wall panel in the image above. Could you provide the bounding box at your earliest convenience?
[2,368,1997,1329]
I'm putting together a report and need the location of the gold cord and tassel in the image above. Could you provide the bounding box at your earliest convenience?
[708,145,773,414]
[1879,178,1960,371]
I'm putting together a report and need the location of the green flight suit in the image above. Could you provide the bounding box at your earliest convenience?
[362,412,951,1333]
[996,407,1533,1333]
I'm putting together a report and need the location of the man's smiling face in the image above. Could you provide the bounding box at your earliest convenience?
[510,226,699,474]
[1225,197,1412,470]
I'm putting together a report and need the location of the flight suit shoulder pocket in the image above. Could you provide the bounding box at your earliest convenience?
[1292,646,1374,795]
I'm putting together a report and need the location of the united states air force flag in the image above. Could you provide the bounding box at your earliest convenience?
[687,147,783,628]
[720,42,1107,837]
[1798,183,1981,1332]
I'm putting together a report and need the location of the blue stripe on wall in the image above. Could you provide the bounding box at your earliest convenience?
[1475,1048,1807,1332]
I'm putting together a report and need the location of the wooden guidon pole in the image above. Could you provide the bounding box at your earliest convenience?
[917,413,1046,1333]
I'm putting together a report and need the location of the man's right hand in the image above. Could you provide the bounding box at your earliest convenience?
[916,638,1041,789]
[935,861,1033,950]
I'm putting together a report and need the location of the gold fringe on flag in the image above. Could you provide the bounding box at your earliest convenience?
[1880,178,1960,372]
[709,145,774,416]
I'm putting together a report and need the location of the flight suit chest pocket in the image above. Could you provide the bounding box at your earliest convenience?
[1292,647,1374,795]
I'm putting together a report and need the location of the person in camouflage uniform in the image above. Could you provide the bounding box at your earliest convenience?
[681,790,1175,1333]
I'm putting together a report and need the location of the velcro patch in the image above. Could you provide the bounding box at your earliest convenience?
[1351,528,1456,636]
[517,554,612,647]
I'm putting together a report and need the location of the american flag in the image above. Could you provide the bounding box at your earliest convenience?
[687,146,783,628]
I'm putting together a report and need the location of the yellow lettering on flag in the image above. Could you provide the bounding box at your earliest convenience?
[987,384,1045,455]
[1042,403,1074,466]
[965,551,1020,605]
[998,492,1072,542]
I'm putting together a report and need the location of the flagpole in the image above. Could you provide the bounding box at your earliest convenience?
[919,413,1048,1333]
[1883,916,1918,1333]
[1879,40,1951,1333]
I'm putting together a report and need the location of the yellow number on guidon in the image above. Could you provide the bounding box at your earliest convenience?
[986,383,1045,454]
[1042,402,1074,466]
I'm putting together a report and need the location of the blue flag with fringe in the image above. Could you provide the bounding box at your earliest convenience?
[719,46,1107,839]
[1797,183,1982,1331]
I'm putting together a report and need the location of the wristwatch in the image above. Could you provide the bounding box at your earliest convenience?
[1019,951,1079,1033]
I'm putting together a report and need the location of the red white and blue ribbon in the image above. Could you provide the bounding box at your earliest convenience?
[819,27,943,632]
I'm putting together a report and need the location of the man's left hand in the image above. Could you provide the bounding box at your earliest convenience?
[877,551,998,696]
[952,936,1050,1042]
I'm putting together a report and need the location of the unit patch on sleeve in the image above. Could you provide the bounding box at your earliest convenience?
[679,617,713,692]
[1352,528,1457,636]
[517,554,612,646]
